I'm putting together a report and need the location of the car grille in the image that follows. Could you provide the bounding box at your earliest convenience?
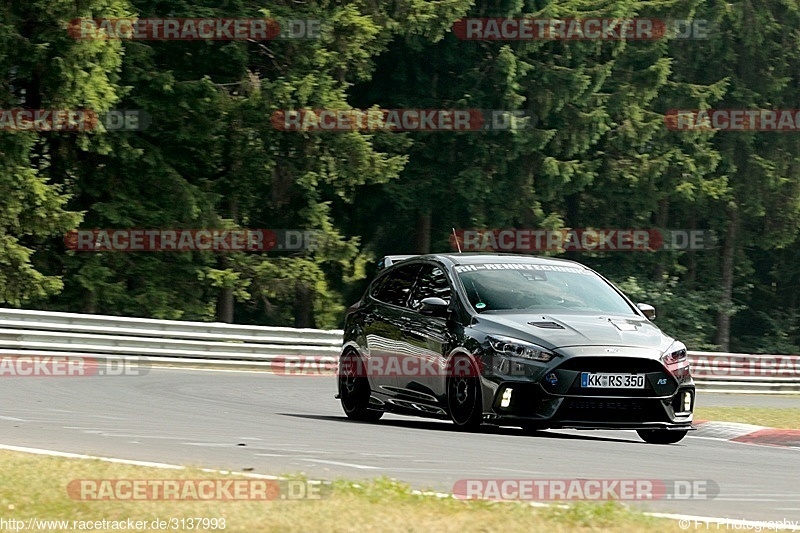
[556,356,664,373]
[557,398,668,423]
[545,357,675,397]
[564,381,658,397]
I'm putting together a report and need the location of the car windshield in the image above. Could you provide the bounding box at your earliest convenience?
[455,263,636,315]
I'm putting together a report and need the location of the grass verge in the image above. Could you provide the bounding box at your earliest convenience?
[694,407,800,429]
[0,450,687,532]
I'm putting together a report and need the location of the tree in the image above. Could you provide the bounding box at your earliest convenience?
[0,0,124,306]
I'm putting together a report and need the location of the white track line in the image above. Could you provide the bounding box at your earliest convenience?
[1,445,798,530]
[300,458,379,470]
[0,443,277,479]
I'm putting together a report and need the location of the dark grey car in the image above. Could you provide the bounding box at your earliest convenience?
[337,253,695,444]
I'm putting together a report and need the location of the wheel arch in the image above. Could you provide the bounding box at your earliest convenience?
[445,347,489,411]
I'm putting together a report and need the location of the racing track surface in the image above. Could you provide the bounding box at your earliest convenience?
[1,368,798,521]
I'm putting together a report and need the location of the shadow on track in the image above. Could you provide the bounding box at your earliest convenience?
[277,413,642,444]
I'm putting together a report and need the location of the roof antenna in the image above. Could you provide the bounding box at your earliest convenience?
[452,227,462,253]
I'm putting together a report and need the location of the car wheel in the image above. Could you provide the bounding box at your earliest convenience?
[447,355,483,430]
[339,351,383,422]
[636,429,688,444]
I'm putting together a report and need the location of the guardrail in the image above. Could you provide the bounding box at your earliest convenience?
[0,308,342,369]
[0,308,797,392]
[688,351,800,393]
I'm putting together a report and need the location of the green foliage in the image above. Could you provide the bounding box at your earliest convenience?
[1,0,799,351]
[0,0,123,305]
[614,276,723,351]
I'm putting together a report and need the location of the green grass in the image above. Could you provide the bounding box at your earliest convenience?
[695,407,800,429]
[0,450,688,532]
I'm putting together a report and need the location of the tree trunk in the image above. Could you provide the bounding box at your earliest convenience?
[564,194,581,261]
[84,291,97,315]
[216,288,234,323]
[653,197,669,279]
[687,210,697,284]
[714,204,738,350]
[413,209,431,254]
[294,282,316,328]
[215,196,239,324]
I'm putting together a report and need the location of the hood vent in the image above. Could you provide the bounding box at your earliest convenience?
[609,320,638,331]
[529,321,565,330]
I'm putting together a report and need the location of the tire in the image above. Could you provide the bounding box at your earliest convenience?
[447,355,483,430]
[338,352,383,422]
[637,428,688,444]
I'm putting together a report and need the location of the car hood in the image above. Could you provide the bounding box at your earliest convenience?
[472,311,674,353]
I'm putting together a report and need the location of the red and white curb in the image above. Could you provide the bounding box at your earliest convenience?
[693,420,800,449]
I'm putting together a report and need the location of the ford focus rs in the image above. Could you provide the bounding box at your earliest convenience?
[337,253,695,444]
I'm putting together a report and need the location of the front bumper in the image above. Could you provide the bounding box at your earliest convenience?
[481,354,695,429]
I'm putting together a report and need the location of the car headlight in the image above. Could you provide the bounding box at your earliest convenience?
[662,342,688,365]
[488,335,556,363]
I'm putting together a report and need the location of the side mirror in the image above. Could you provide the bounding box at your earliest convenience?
[637,303,656,320]
[419,297,449,317]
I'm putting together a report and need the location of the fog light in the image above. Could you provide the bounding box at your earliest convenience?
[682,391,692,412]
[501,388,513,408]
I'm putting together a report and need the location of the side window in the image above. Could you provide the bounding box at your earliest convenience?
[372,264,422,307]
[409,265,451,310]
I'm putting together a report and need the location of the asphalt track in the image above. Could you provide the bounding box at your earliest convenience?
[1,368,799,522]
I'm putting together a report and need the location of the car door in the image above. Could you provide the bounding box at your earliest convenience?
[364,263,422,397]
[397,263,455,403]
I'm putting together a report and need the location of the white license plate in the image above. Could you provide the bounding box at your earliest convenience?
[580,372,645,389]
